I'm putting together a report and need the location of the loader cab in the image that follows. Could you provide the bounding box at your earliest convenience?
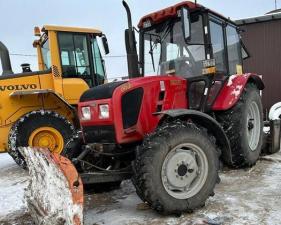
[33,25,109,102]
[138,2,248,111]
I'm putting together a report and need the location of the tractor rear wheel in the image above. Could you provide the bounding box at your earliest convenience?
[216,83,263,167]
[8,110,75,168]
[132,120,219,215]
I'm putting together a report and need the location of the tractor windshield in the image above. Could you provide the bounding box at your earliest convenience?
[141,14,206,78]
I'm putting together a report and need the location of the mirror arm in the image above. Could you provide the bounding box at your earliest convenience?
[133,27,140,33]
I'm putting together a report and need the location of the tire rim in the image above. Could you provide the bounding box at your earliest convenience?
[247,101,261,151]
[161,143,209,199]
[28,127,64,154]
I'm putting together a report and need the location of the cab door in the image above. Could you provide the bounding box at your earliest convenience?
[58,32,94,104]
[204,16,243,111]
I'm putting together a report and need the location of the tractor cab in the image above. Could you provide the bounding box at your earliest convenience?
[33,25,109,88]
[137,2,249,111]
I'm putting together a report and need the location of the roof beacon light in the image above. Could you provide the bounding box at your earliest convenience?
[143,19,152,28]
[34,27,41,36]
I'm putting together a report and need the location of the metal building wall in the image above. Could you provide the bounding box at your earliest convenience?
[240,19,281,114]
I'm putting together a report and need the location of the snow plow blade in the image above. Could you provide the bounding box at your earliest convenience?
[19,147,84,225]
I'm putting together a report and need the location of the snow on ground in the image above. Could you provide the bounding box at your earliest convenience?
[84,156,281,225]
[1,152,281,224]
[0,153,28,217]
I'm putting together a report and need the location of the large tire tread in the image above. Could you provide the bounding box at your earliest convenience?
[8,110,75,168]
[216,83,263,167]
[132,120,220,215]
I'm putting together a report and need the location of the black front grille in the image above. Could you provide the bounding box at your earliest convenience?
[83,125,116,143]
[121,88,144,129]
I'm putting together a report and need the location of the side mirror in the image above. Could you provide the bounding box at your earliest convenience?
[241,42,250,60]
[181,7,191,43]
[101,35,110,55]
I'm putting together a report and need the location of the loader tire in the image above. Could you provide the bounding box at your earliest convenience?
[8,110,75,168]
[132,120,219,215]
[216,83,263,167]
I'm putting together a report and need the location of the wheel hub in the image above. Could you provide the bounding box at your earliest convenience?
[247,101,261,151]
[177,164,188,177]
[161,143,208,199]
[248,119,254,130]
[28,127,64,154]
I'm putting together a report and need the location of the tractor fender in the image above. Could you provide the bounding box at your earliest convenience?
[157,109,233,166]
[212,73,264,111]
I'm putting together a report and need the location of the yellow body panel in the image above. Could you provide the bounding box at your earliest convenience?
[63,78,89,104]
[0,126,11,151]
[48,31,64,96]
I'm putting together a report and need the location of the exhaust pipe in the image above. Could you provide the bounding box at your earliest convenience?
[122,1,140,78]
[0,41,13,75]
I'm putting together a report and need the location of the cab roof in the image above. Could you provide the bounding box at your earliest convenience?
[138,1,233,28]
[42,25,102,35]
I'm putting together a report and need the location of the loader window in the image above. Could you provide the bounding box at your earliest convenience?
[58,32,92,86]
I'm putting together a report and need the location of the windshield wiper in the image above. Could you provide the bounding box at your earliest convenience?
[156,21,173,73]
[145,20,173,73]
[149,35,156,72]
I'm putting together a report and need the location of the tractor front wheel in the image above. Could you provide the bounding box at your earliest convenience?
[8,110,75,168]
[132,120,219,215]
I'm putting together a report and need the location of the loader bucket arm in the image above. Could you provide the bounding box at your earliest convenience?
[20,147,84,225]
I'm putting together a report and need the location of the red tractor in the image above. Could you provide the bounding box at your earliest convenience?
[22,1,280,221]
[66,1,269,214]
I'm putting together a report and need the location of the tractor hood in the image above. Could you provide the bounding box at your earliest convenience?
[80,81,126,102]
[80,76,187,103]
[78,75,187,144]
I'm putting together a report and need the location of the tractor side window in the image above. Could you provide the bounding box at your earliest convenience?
[226,25,242,75]
[41,40,51,69]
[210,21,227,74]
[92,38,105,85]
[58,33,91,79]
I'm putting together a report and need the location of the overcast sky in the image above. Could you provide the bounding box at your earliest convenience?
[0,0,278,78]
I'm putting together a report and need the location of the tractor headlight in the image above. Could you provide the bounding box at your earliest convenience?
[99,104,109,119]
[81,106,91,120]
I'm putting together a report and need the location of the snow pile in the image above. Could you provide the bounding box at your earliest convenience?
[20,147,83,225]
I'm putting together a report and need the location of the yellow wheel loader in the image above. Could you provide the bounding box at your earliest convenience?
[0,25,109,167]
